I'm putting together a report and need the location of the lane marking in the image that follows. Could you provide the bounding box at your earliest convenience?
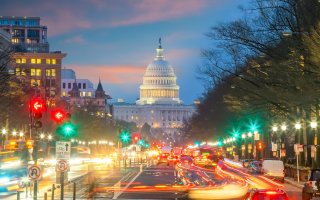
[113,171,143,199]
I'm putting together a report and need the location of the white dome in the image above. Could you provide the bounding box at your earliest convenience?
[136,41,182,106]
[145,60,175,77]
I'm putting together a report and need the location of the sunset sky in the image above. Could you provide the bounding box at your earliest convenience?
[1,0,250,104]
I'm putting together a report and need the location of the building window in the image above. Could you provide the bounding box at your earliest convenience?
[82,92,86,96]
[31,58,36,64]
[46,59,51,64]
[51,69,56,77]
[30,68,35,76]
[63,83,66,89]
[52,59,56,64]
[83,83,86,89]
[78,83,81,89]
[15,68,21,75]
[46,69,50,76]
[36,59,41,64]
[62,91,66,96]
[21,58,26,63]
[88,92,92,97]
[68,83,71,89]
[31,79,40,86]
[16,59,21,64]
[36,69,41,76]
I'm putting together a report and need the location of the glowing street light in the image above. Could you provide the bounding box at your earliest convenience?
[272,126,278,132]
[12,130,17,136]
[48,134,52,140]
[19,131,24,137]
[311,121,317,129]
[248,132,253,137]
[295,123,302,130]
[241,134,246,139]
[40,133,45,139]
[281,125,287,131]
[1,128,7,135]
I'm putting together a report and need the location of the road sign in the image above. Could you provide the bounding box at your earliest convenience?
[254,133,260,141]
[28,165,42,180]
[294,144,304,154]
[311,145,316,158]
[56,141,71,160]
[56,160,70,172]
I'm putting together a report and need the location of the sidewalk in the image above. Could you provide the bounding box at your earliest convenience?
[284,177,304,189]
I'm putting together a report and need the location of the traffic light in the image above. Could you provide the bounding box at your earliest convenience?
[137,139,145,146]
[258,141,263,150]
[51,108,66,123]
[119,130,131,143]
[57,122,77,139]
[30,98,45,129]
[132,133,140,143]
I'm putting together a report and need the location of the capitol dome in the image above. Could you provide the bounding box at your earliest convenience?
[136,39,182,105]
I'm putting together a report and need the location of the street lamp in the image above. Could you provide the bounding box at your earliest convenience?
[40,133,45,139]
[241,134,246,139]
[311,121,317,129]
[281,124,287,131]
[12,130,17,137]
[272,126,278,132]
[295,123,302,130]
[48,134,52,141]
[19,131,24,137]
[1,128,7,135]
[248,132,253,138]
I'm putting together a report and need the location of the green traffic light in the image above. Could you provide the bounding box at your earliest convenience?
[120,130,131,143]
[57,122,77,138]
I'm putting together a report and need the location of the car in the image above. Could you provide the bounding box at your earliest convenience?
[157,152,170,164]
[243,189,289,200]
[179,155,194,167]
[302,169,320,200]
[261,159,284,182]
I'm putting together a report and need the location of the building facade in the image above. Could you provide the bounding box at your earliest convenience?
[0,16,49,53]
[113,41,196,141]
[61,69,95,98]
[0,16,66,106]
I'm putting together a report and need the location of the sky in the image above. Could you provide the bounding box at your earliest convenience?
[1,0,250,104]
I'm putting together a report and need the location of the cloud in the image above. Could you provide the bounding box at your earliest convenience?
[67,64,145,85]
[0,0,214,36]
[64,35,86,44]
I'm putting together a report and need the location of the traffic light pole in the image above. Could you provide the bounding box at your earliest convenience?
[33,128,38,200]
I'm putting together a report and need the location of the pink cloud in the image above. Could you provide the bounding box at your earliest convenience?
[0,0,214,36]
[64,35,86,44]
[67,64,145,84]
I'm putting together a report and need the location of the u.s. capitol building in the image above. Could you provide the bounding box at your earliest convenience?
[112,41,196,141]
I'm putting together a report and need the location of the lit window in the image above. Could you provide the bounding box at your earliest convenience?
[88,92,92,97]
[11,38,18,43]
[82,92,86,96]
[30,68,35,76]
[52,59,56,64]
[36,59,41,64]
[31,59,36,64]
[45,69,50,76]
[62,91,66,96]
[15,68,21,75]
[51,69,56,77]
[36,80,40,86]
[36,69,41,76]
[21,58,26,63]
[31,79,36,86]
[16,59,21,64]
[46,59,51,64]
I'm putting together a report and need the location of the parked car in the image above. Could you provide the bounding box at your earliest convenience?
[261,159,284,182]
[243,189,288,200]
[302,169,320,200]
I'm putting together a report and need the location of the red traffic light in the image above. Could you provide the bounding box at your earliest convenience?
[258,142,263,150]
[132,133,140,143]
[51,109,66,123]
[30,98,45,113]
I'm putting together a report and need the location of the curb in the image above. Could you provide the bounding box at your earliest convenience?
[284,178,304,189]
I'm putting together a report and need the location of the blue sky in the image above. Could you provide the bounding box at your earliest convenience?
[1,0,250,104]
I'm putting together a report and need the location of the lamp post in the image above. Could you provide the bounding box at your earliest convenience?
[280,124,287,160]
[241,134,247,159]
[311,121,317,168]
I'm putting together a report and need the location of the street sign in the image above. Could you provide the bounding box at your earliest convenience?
[254,133,260,141]
[271,143,277,151]
[294,144,304,154]
[28,165,42,180]
[311,145,316,158]
[56,141,71,160]
[56,160,70,172]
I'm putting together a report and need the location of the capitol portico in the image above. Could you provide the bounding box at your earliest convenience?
[112,40,196,141]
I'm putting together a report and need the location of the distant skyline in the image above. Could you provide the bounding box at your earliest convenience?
[1,0,250,104]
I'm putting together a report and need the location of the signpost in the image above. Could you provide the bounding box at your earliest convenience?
[56,141,71,200]
[294,144,304,183]
[28,165,42,180]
